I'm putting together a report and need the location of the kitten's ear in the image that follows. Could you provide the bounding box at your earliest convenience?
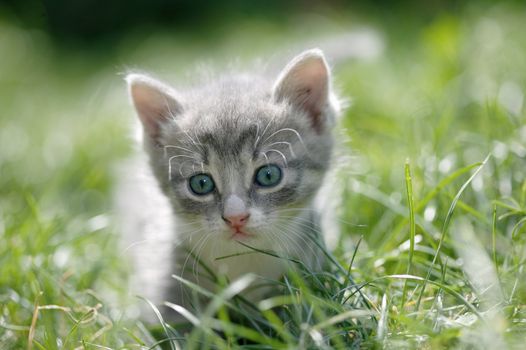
[126,73,183,140]
[273,49,331,131]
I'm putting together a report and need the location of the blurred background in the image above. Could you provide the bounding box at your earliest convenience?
[1,0,525,348]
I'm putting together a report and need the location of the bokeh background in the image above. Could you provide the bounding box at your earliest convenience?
[1,0,525,348]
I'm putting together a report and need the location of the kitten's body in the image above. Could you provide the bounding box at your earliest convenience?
[117,50,340,321]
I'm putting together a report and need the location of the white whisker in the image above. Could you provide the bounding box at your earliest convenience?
[168,154,198,181]
[265,148,288,166]
[270,207,366,228]
[275,222,323,270]
[265,141,296,158]
[179,230,209,281]
[192,234,213,284]
[182,129,204,153]
[261,128,306,149]
[260,151,270,165]
[177,160,195,177]
[254,115,278,149]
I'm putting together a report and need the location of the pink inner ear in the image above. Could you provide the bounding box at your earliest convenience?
[295,67,328,131]
[273,51,330,133]
[127,74,182,141]
[131,86,167,139]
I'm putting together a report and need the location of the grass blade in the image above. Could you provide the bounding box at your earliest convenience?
[137,296,177,350]
[400,160,416,311]
[415,155,490,311]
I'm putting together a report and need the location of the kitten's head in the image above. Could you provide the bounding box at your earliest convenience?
[126,49,338,244]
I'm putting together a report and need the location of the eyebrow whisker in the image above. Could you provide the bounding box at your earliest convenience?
[168,154,199,181]
[265,141,296,158]
[261,128,306,150]
[265,149,288,166]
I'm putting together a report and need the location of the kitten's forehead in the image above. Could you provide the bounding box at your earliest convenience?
[199,123,259,161]
[175,96,286,153]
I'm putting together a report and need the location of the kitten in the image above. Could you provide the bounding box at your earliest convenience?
[118,49,340,321]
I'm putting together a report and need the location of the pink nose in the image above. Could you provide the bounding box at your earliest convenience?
[222,213,250,228]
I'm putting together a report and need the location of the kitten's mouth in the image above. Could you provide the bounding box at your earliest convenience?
[229,229,253,240]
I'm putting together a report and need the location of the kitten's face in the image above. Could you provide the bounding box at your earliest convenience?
[158,102,332,242]
[127,49,337,244]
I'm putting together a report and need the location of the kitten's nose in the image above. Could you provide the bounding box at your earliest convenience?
[222,213,250,228]
[222,194,249,228]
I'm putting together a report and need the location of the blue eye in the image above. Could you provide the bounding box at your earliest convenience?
[255,164,282,187]
[189,174,215,195]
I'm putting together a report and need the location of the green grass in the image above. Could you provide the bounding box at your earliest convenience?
[1,2,526,349]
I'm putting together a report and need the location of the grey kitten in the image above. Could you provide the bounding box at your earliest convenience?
[119,49,340,320]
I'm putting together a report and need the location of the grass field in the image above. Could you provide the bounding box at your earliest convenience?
[1,2,526,349]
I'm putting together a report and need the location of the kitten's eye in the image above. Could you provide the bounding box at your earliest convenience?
[189,174,215,195]
[255,164,282,187]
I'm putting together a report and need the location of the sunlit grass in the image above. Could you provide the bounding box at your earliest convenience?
[1,2,525,349]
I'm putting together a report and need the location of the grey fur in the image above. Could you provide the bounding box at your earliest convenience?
[118,49,340,321]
